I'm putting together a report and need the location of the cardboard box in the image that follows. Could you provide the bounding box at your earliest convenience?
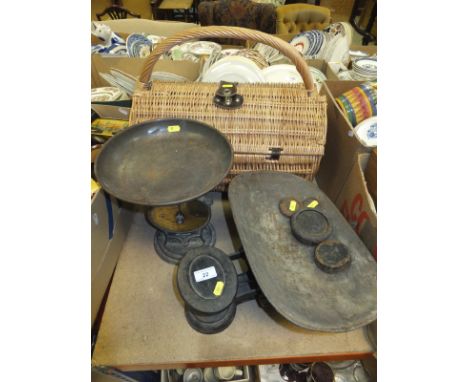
[91,190,132,325]
[91,54,202,89]
[350,44,377,57]
[91,19,203,89]
[95,18,200,36]
[327,44,377,80]
[335,152,377,259]
[365,148,377,207]
[316,80,373,201]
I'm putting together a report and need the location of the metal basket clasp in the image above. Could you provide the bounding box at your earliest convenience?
[213,81,243,109]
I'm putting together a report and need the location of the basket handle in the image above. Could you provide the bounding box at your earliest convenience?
[138,26,315,93]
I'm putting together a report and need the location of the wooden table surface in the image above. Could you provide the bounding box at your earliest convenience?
[92,194,374,371]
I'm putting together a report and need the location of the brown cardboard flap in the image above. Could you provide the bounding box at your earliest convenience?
[91,190,132,325]
[365,148,377,207]
[335,152,377,258]
[91,190,114,279]
[316,81,371,202]
[91,54,202,88]
[91,104,131,120]
[95,19,200,36]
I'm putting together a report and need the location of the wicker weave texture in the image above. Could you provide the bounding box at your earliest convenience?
[130,26,328,188]
[130,81,327,187]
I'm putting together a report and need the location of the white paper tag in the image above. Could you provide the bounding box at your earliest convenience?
[193,266,217,282]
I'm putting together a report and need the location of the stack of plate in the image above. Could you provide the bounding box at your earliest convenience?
[151,71,190,82]
[335,82,377,127]
[351,57,377,81]
[261,64,327,91]
[203,48,269,77]
[253,43,284,64]
[200,56,266,83]
[187,41,222,56]
[126,33,153,58]
[290,30,325,57]
[232,49,269,69]
[100,68,189,96]
[171,41,222,61]
[91,87,124,102]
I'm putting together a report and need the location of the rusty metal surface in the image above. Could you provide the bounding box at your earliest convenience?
[146,201,211,233]
[95,119,233,206]
[228,172,377,332]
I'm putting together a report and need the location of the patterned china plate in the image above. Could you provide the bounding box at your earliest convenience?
[201,56,266,83]
[352,57,377,74]
[126,33,153,57]
[290,32,312,55]
[91,87,123,102]
[355,116,377,147]
[262,64,325,91]
[187,41,222,56]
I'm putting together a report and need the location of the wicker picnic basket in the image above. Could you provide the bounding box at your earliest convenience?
[130,26,327,188]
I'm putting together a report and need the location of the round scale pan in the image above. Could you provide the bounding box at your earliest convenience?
[95,118,233,206]
[228,172,377,332]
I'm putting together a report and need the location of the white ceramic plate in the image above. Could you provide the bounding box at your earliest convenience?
[337,70,355,80]
[151,71,189,82]
[219,48,241,57]
[327,36,350,65]
[262,64,302,83]
[262,64,325,91]
[355,116,377,147]
[201,56,266,83]
[146,34,166,45]
[99,73,128,94]
[91,87,123,102]
[188,41,222,56]
[109,70,136,94]
[309,66,327,83]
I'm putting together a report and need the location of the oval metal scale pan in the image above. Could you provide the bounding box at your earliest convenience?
[95,118,233,206]
[228,172,377,332]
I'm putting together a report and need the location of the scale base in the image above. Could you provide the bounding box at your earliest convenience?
[185,304,237,334]
[154,224,216,264]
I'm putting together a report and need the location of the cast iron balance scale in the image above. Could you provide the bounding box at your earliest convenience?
[94,118,260,334]
[94,118,377,334]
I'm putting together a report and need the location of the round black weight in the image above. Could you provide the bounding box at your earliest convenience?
[313,240,351,274]
[185,303,236,334]
[279,197,302,217]
[177,247,237,314]
[290,209,332,245]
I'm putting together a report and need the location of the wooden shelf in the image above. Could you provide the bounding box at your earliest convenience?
[92,194,374,371]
